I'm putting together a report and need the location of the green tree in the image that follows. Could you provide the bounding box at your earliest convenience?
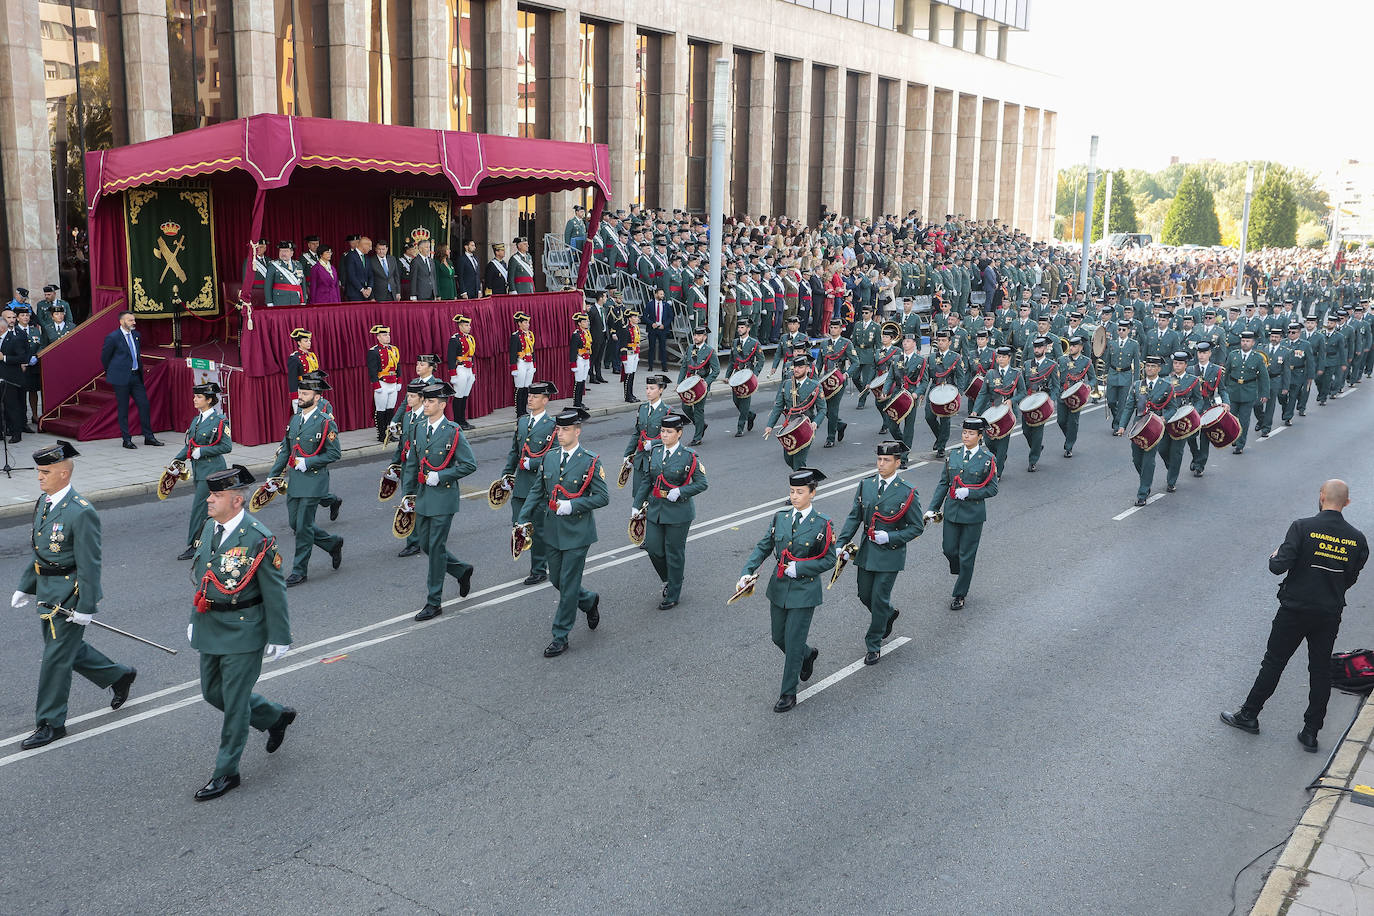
[1247,172,1298,249]
[1090,169,1139,239]
[1161,169,1221,246]
[1297,222,1327,249]
[1055,164,1088,217]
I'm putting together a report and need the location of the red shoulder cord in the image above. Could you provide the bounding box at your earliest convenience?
[733,341,760,367]
[549,455,600,511]
[418,425,463,484]
[653,452,698,499]
[1146,383,1173,413]
[520,417,555,462]
[867,486,917,541]
[949,456,997,501]
[687,347,712,372]
[187,416,226,448]
[1027,361,1056,386]
[1171,376,1199,398]
[902,359,927,390]
[1064,362,1090,383]
[993,373,1019,397]
[777,518,834,579]
[933,356,957,379]
[785,381,819,416]
[292,415,336,459]
[193,536,276,613]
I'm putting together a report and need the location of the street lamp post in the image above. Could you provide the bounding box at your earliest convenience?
[1236,164,1254,298]
[1079,136,1098,292]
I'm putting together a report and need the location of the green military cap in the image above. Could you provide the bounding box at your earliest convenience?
[528,380,559,397]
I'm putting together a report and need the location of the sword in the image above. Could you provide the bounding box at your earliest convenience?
[38,601,179,655]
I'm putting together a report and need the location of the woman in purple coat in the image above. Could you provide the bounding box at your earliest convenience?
[308,245,342,304]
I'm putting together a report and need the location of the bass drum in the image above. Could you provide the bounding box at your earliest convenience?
[1127,411,1165,451]
[776,415,816,456]
[981,403,1015,440]
[1166,404,1202,440]
[1060,380,1091,413]
[1200,404,1242,448]
[676,374,708,405]
[928,384,961,417]
[1018,391,1055,427]
[728,368,758,398]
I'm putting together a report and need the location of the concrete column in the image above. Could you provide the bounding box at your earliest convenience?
[898,0,916,36]
[0,0,58,289]
[883,78,907,216]
[1016,106,1039,235]
[783,58,811,220]
[953,92,976,217]
[746,50,775,218]
[1036,110,1057,240]
[485,0,520,250]
[977,97,998,220]
[997,25,1009,61]
[547,4,581,221]
[606,21,637,206]
[820,65,844,216]
[902,83,930,217]
[975,17,987,56]
[329,0,369,121]
[928,86,952,219]
[410,0,448,128]
[232,0,275,115]
[928,2,940,43]
[122,0,173,142]
[659,29,688,212]
[952,10,965,50]
[998,103,1020,225]
[850,71,876,221]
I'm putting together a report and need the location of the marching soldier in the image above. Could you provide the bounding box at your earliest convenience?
[924,416,999,611]
[818,316,853,448]
[889,331,927,461]
[388,378,428,557]
[837,442,924,665]
[925,329,964,457]
[402,380,478,621]
[186,464,295,800]
[1056,335,1096,458]
[1129,355,1173,507]
[508,237,536,294]
[500,380,557,585]
[728,317,762,437]
[1315,313,1347,406]
[1256,327,1290,437]
[569,310,593,409]
[677,324,720,446]
[509,311,536,417]
[737,467,837,712]
[870,322,902,428]
[623,374,670,497]
[1223,330,1270,454]
[972,346,1024,477]
[446,314,478,431]
[1282,321,1313,424]
[266,373,344,586]
[771,314,809,378]
[1104,319,1142,435]
[286,328,319,410]
[517,407,609,657]
[12,441,137,750]
[851,305,880,408]
[365,325,402,442]
[263,241,306,307]
[1020,335,1059,472]
[173,381,234,561]
[1161,351,1205,493]
[1189,341,1227,477]
[619,307,644,403]
[632,412,709,610]
[1143,309,1181,364]
[764,354,821,470]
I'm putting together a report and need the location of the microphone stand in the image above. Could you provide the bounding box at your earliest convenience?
[0,377,35,479]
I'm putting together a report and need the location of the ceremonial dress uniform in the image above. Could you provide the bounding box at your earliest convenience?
[263,252,306,306]
[1130,366,1174,504]
[365,331,402,441]
[728,328,763,436]
[267,388,343,583]
[632,420,708,608]
[508,245,536,294]
[1103,330,1141,433]
[1190,351,1228,475]
[677,332,720,445]
[1020,346,1059,471]
[1161,361,1205,491]
[446,317,478,430]
[502,391,557,583]
[972,357,1024,476]
[174,392,233,556]
[817,326,854,446]
[924,341,964,455]
[766,360,821,470]
[569,314,593,409]
[1056,344,1096,457]
[926,428,998,607]
[838,456,923,659]
[509,315,536,417]
[389,381,428,557]
[1223,340,1270,453]
[1255,337,1291,436]
[1281,330,1313,422]
[851,317,880,406]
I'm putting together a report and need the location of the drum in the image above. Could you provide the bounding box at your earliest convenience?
[981,403,1015,440]
[1166,404,1202,440]
[866,371,890,393]
[1091,325,1110,358]
[676,374,708,405]
[728,368,758,399]
[1061,380,1092,413]
[1200,404,1242,448]
[1018,391,1055,427]
[776,416,816,455]
[879,389,915,423]
[1127,411,1165,451]
[818,368,848,400]
[928,384,961,417]
[964,373,984,403]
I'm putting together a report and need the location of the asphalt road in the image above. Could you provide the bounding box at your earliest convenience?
[1,385,1371,915]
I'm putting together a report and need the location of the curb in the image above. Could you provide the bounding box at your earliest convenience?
[1250,692,1374,915]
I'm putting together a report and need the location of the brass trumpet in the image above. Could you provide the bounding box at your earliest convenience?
[727,574,759,605]
[827,542,859,589]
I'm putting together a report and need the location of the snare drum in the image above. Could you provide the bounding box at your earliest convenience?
[676,374,708,405]
[818,368,848,400]
[1166,404,1202,440]
[1060,379,1091,413]
[928,384,961,417]
[866,371,890,393]
[728,368,758,399]
[776,416,816,455]
[1200,404,1241,447]
[1127,411,1165,451]
[1018,391,1055,427]
[964,373,984,403]
[879,389,915,423]
[981,403,1015,439]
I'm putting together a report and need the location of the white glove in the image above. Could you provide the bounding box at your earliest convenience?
[512,369,520,378]
[630,505,640,518]
[556,500,572,516]
[294,457,306,471]
[425,471,440,486]
[838,547,852,563]
[500,478,513,491]
[187,623,193,644]
[784,561,798,579]
[384,468,400,482]
[641,440,652,451]
[11,590,31,609]
[923,511,936,522]
[871,529,890,545]
[735,576,751,592]
[191,447,202,459]
[521,456,533,471]
[955,487,970,500]
[667,488,681,502]
[69,611,93,626]
[264,644,290,662]
[265,479,280,493]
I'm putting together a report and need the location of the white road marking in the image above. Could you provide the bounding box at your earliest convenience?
[797,637,912,703]
[1112,491,1165,521]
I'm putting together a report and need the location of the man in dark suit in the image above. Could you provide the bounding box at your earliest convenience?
[644,288,672,372]
[342,236,373,301]
[586,291,609,384]
[485,243,510,295]
[99,310,164,449]
[457,239,481,299]
[0,306,27,442]
[368,241,401,301]
[409,239,437,300]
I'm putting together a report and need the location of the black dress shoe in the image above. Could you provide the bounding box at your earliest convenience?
[415,604,442,621]
[329,497,343,522]
[883,609,900,640]
[144,437,165,447]
[800,647,819,682]
[864,651,881,666]
[1284,419,1293,426]
[748,412,757,432]
[265,708,296,752]
[459,421,475,431]
[1260,430,1269,438]
[1166,484,1176,493]
[838,422,847,441]
[1027,464,1036,473]
[194,773,240,800]
[1298,730,1319,752]
[543,638,568,657]
[457,566,473,598]
[176,545,196,561]
[110,668,137,709]
[329,539,344,569]
[773,693,797,713]
[122,440,137,450]
[949,596,965,610]
[1193,468,1203,477]
[1220,710,1260,734]
[20,724,66,750]
[585,595,600,630]
[1232,446,1243,454]
[1133,497,1146,507]
[1299,409,1306,416]
[285,573,307,587]
[523,572,548,585]
[735,430,744,438]
[1064,449,1073,458]
[398,543,421,557]
[822,439,834,448]
[688,438,702,447]
[933,447,944,458]
[657,599,678,610]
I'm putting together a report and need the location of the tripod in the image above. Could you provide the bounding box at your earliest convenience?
[0,377,34,479]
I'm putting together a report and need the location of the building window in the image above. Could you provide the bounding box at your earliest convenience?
[516,6,550,279]
[771,58,791,218]
[730,50,751,218]
[635,31,662,209]
[368,0,413,125]
[447,0,486,131]
[275,0,330,117]
[808,65,827,224]
[168,0,237,133]
[685,40,709,213]
[576,19,609,209]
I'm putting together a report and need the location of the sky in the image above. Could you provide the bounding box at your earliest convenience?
[1015,0,1374,180]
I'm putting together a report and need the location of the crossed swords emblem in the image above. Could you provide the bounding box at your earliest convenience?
[153,235,187,283]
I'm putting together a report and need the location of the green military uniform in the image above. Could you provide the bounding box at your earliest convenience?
[887,346,927,457]
[972,360,1024,476]
[1254,335,1291,436]
[817,327,853,446]
[728,331,763,435]
[1130,368,1173,502]
[1161,363,1205,491]
[267,398,343,579]
[676,333,720,444]
[389,385,427,556]
[263,252,306,306]
[403,407,478,615]
[1103,330,1142,433]
[1315,323,1346,404]
[1056,346,1096,456]
[837,464,923,655]
[1223,341,1270,451]
[773,328,810,372]
[766,364,821,470]
[174,399,233,554]
[1020,348,1059,470]
[502,399,557,581]
[508,247,537,294]
[632,431,708,607]
[1282,329,1313,421]
[924,341,965,454]
[850,317,881,406]
[926,434,999,603]
[1189,354,1227,475]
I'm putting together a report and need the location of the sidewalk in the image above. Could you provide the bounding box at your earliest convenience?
[1,364,788,521]
[1251,692,1374,915]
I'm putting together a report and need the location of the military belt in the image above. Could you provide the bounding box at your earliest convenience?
[201,598,263,613]
[33,561,74,576]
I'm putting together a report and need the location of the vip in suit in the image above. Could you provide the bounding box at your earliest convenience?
[457,249,482,299]
[485,257,510,296]
[0,323,29,439]
[409,253,437,301]
[644,296,672,371]
[587,301,609,382]
[100,320,159,445]
[342,248,371,301]
[368,252,401,301]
